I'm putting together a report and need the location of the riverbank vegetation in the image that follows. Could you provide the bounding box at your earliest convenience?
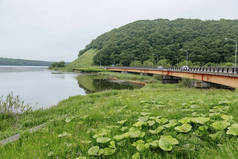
[73,67,108,73]
[1,72,238,158]
[49,61,66,69]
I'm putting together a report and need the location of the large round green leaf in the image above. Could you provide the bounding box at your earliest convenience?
[136,143,150,152]
[164,120,178,128]
[88,146,100,156]
[155,118,168,124]
[227,123,238,136]
[159,135,179,151]
[96,137,111,144]
[175,124,192,133]
[211,121,230,131]
[147,120,155,126]
[128,128,145,138]
[149,140,160,148]
[132,140,144,147]
[149,126,164,135]
[103,148,116,155]
[221,115,233,122]
[113,134,124,141]
[179,117,192,124]
[191,117,210,124]
[133,121,146,127]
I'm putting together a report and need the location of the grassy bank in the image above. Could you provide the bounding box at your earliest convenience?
[64,49,98,71]
[0,78,238,158]
[73,67,108,73]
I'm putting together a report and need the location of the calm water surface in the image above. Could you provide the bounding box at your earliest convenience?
[0,66,142,109]
[0,66,86,109]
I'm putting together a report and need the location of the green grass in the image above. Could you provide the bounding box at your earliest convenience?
[1,78,238,158]
[74,67,108,73]
[64,49,98,71]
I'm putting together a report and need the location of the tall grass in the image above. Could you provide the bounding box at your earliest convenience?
[0,93,31,117]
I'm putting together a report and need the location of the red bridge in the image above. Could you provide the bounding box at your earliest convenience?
[106,67,238,88]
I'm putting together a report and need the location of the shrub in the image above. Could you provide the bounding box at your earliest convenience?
[0,93,31,117]
[179,78,194,88]
[49,61,65,69]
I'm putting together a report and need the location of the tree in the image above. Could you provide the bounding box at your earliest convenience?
[176,60,193,67]
[143,60,154,67]
[130,61,142,67]
[156,59,171,67]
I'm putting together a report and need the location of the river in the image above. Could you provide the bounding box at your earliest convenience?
[0,66,142,109]
[0,66,86,109]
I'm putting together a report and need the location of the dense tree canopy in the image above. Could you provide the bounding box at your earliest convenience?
[78,19,238,66]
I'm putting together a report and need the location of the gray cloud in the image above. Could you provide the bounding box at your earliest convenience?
[0,0,237,61]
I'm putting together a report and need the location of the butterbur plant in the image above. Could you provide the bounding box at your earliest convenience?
[86,101,238,158]
[0,92,31,117]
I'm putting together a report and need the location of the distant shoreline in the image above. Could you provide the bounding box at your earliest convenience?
[0,65,48,67]
[0,57,53,66]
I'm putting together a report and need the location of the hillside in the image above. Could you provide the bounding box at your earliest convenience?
[78,19,238,66]
[0,57,52,66]
[65,49,97,70]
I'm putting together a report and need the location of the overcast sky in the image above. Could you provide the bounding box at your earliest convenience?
[0,0,237,61]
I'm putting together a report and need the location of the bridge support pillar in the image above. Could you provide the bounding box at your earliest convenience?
[162,75,181,84]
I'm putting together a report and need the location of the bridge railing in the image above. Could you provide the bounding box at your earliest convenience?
[106,66,238,75]
[167,67,238,74]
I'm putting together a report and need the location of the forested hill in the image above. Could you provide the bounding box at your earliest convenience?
[79,19,238,66]
[0,57,52,66]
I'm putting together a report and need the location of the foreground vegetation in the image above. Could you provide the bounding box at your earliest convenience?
[1,72,238,158]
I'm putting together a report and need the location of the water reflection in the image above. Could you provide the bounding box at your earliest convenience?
[77,74,143,93]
